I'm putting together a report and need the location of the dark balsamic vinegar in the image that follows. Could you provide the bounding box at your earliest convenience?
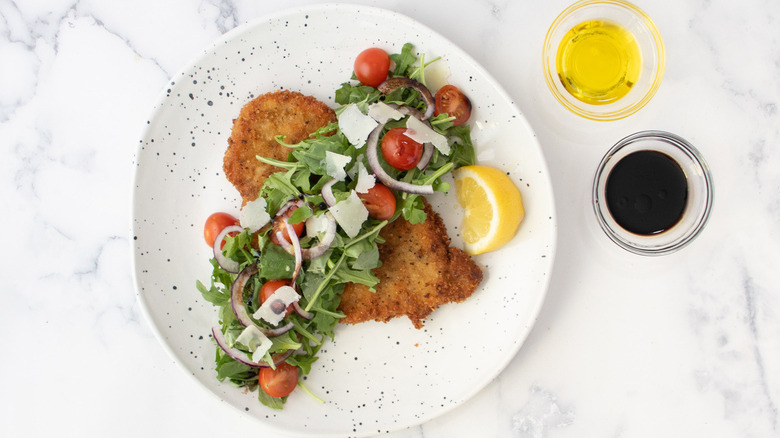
[605,150,688,235]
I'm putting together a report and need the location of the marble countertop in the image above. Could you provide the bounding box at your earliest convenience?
[2,0,779,437]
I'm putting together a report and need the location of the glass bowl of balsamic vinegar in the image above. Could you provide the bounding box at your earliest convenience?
[593,131,714,255]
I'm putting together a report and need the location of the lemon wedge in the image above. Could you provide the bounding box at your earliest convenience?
[454,165,525,255]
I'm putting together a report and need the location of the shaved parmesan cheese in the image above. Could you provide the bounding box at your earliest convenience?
[235,325,272,361]
[305,213,331,239]
[239,197,271,233]
[329,190,369,238]
[426,60,452,95]
[253,285,300,326]
[338,104,378,148]
[346,154,365,179]
[325,151,352,181]
[405,117,450,155]
[355,162,376,193]
[368,102,404,124]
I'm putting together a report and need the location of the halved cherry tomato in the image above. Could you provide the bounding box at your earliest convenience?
[204,212,239,248]
[259,362,299,398]
[354,48,391,87]
[433,85,472,126]
[269,206,305,246]
[259,280,294,317]
[358,183,396,221]
[380,127,423,170]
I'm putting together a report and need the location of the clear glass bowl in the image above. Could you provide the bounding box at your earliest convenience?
[592,131,714,255]
[543,0,665,121]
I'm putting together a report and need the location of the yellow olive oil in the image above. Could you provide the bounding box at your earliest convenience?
[556,19,641,105]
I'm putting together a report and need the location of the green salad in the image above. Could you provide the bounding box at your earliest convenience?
[197,42,475,408]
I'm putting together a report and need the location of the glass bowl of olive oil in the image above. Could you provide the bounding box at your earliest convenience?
[543,0,665,121]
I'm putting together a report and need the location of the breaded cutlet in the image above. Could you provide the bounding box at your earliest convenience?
[224,90,337,204]
[338,200,483,329]
[223,91,483,328]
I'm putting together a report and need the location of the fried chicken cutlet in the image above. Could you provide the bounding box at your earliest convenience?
[223,91,483,328]
[339,200,483,328]
[224,90,337,204]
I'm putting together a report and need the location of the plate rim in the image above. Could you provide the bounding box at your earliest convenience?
[131,3,558,436]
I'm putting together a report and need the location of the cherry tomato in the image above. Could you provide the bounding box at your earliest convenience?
[204,212,239,248]
[358,183,396,221]
[380,127,423,170]
[259,280,294,317]
[269,206,305,246]
[433,85,472,126]
[259,362,299,398]
[354,48,391,87]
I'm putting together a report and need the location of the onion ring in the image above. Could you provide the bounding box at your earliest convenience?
[389,104,434,170]
[301,212,337,259]
[276,198,304,217]
[264,321,296,337]
[212,225,243,273]
[279,221,303,287]
[366,122,434,195]
[292,301,314,320]
[417,143,434,170]
[278,212,337,260]
[378,77,435,120]
[321,178,337,207]
[211,327,293,368]
[230,264,261,329]
[231,265,298,337]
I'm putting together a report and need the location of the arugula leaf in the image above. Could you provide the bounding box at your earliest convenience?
[269,330,303,352]
[259,244,295,279]
[260,172,301,213]
[196,279,229,307]
[287,351,320,375]
[445,124,477,167]
[335,83,382,111]
[350,245,380,270]
[258,389,286,410]
[399,194,427,224]
[334,265,380,289]
[287,203,313,225]
[215,349,256,385]
[390,42,417,77]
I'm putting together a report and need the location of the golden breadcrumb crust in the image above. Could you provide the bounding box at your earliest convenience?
[338,199,483,328]
[223,90,337,204]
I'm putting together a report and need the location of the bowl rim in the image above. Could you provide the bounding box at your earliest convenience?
[542,0,666,121]
[592,130,714,256]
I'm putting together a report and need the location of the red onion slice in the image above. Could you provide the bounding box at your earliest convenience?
[321,178,337,207]
[281,221,303,287]
[230,264,297,337]
[292,301,313,320]
[211,327,293,368]
[276,198,304,217]
[378,77,435,120]
[230,264,261,329]
[366,122,434,195]
[392,104,434,170]
[302,212,337,259]
[213,225,243,273]
[417,143,434,170]
[265,321,296,337]
[278,212,337,260]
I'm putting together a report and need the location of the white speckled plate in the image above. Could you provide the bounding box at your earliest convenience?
[132,4,555,437]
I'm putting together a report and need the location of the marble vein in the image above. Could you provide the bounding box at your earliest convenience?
[743,270,779,431]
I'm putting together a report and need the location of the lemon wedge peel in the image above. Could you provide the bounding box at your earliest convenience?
[454,165,525,255]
